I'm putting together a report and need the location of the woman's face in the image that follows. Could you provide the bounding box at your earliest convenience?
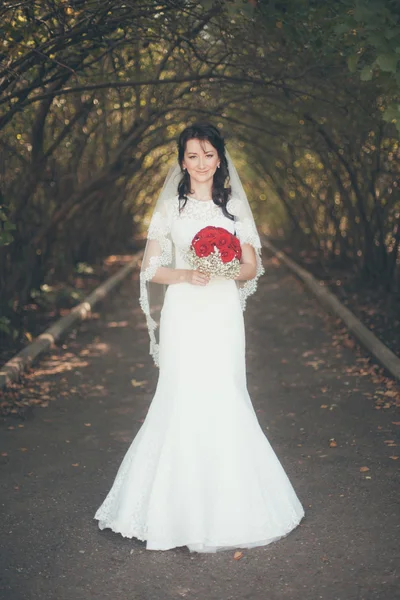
[182,138,220,187]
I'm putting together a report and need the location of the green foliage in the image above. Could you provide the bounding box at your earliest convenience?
[0,0,399,343]
[331,0,400,130]
[0,315,18,340]
[75,262,95,275]
[30,284,85,310]
[0,316,12,335]
[0,205,15,247]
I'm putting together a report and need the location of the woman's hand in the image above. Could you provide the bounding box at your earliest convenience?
[185,269,210,286]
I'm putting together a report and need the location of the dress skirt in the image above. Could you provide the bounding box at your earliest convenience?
[94,278,305,552]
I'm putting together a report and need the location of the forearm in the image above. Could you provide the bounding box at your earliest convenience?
[234,262,257,281]
[151,267,189,285]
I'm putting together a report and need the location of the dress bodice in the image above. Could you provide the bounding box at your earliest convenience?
[170,197,236,269]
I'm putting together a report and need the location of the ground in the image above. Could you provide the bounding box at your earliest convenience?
[0,249,399,600]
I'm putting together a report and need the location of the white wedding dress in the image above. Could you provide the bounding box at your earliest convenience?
[94,196,305,552]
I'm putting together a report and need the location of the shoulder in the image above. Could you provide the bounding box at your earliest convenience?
[226,195,242,215]
[160,195,179,216]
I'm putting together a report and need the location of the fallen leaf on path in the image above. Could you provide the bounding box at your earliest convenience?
[19,448,28,452]
[360,466,370,472]
[305,360,325,370]
[84,423,91,427]
[384,390,398,398]
[389,456,399,460]
[329,439,337,448]
[131,379,147,388]
[233,551,243,560]
[72,463,79,467]
[320,405,328,409]
[321,556,329,563]
[1,452,8,457]
[392,422,400,426]
[342,337,355,350]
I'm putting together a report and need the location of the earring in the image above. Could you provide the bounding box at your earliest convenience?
[217,164,220,169]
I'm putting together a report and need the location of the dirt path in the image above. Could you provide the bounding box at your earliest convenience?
[0,251,398,600]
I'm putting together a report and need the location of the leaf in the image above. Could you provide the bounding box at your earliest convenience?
[71,463,79,467]
[376,53,398,73]
[334,22,350,36]
[347,54,360,73]
[131,379,147,388]
[360,65,373,81]
[233,551,243,560]
[360,466,370,472]
[389,456,399,460]
[329,440,337,448]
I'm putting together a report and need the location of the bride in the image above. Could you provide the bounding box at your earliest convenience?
[94,122,305,552]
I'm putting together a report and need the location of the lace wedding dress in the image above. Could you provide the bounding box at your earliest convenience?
[94,196,305,552]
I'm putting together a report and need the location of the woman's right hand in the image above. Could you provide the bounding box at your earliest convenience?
[185,269,210,286]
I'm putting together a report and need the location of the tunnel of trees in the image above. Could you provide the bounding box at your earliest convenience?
[0,0,399,346]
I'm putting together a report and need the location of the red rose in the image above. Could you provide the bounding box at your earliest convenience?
[219,246,236,263]
[193,239,214,257]
[192,226,218,245]
[230,236,242,260]
[215,233,231,250]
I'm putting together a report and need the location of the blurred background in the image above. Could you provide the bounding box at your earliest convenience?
[0,0,399,360]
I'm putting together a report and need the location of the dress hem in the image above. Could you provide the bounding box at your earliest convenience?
[93,511,305,553]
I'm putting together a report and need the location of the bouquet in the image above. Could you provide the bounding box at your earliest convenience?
[184,226,242,279]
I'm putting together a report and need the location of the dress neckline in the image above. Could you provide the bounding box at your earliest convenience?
[187,195,214,203]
